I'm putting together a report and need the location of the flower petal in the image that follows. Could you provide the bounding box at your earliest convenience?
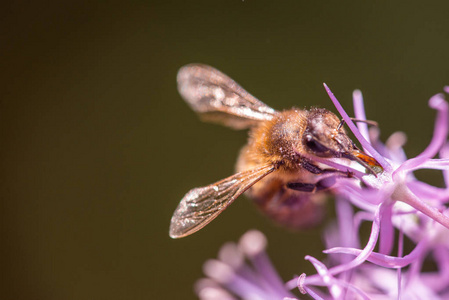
[394,93,448,177]
[352,89,370,141]
[324,237,428,268]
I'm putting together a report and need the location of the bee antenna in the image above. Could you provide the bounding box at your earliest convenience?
[337,119,345,131]
[337,118,378,131]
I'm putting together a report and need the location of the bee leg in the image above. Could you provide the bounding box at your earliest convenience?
[286,182,317,192]
[287,176,337,193]
[300,161,324,174]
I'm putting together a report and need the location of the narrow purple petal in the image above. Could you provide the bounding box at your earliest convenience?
[285,278,298,291]
[369,127,392,158]
[328,197,359,290]
[425,93,448,155]
[414,158,449,170]
[385,131,408,163]
[440,143,449,187]
[323,83,392,172]
[336,197,358,249]
[353,211,375,227]
[327,203,382,275]
[407,180,449,203]
[394,93,448,177]
[405,245,426,290]
[397,221,404,258]
[352,89,370,141]
[303,286,325,300]
[397,223,404,300]
[324,237,428,268]
[379,203,394,255]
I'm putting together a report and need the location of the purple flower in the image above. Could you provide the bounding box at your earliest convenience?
[196,86,449,299]
[195,230,295,300]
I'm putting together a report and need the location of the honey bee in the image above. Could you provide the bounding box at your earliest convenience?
[169,64,380,238]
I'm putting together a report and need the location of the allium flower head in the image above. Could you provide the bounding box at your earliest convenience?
[196,230,295,300]
[196,86,449,299]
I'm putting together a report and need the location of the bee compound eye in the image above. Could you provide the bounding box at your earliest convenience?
[305,139,329,154]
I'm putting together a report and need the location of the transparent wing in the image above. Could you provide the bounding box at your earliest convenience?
[169,164,275,238]
[177,64,276,129]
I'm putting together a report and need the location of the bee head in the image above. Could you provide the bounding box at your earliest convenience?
[303,108,381,174]
[303,108,350,156]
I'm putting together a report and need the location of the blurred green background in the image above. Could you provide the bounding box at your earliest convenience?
[1,1,448,299]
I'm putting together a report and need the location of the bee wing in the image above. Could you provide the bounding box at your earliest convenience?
[169,164,275,238]
[177,64,276,129]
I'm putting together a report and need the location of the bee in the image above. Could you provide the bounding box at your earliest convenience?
[169,64,380,238]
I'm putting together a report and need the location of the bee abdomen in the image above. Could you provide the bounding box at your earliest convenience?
[245,176,326,229]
